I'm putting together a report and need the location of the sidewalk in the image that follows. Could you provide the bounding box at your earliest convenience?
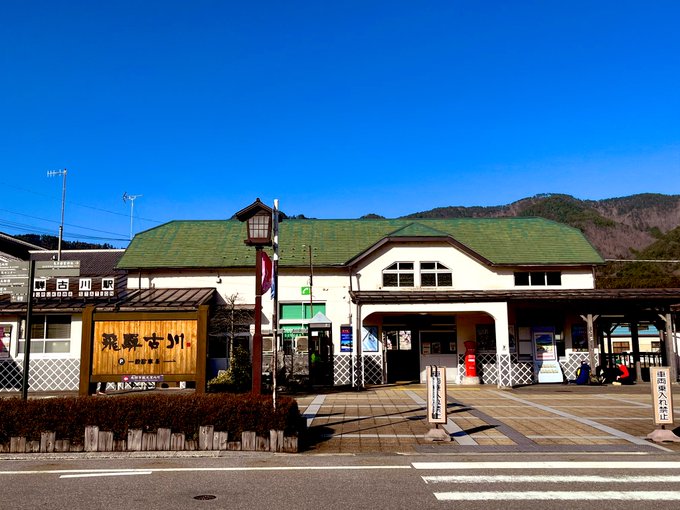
[297,383,680,455]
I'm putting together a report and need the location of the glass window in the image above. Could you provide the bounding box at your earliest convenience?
[280,303,326,320]
[19,315,71,355]
[514,272,530,286]
[571,324,588,352]
[420,261,452,287]
[420,331,457,354]
[475,324,496,352]
[46,315,71,338]
[530,272,546,286]
[383,329,412,350]
[613,341,629,354]
[514,271,561,287]
[546,272,562,285]
[382,262,415,287]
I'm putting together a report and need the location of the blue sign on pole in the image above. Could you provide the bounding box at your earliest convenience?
[340,325,353,352]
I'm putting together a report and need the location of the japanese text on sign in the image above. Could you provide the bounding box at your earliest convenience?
[651,367,674,425]
[427,365,447,424]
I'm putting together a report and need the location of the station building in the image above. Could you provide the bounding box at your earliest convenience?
[2,214,679,394]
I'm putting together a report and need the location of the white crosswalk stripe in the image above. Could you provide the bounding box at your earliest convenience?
[433,491,680,501]
[415,461,680,502]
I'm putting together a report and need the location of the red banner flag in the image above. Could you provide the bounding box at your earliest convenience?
[261,251,273,295]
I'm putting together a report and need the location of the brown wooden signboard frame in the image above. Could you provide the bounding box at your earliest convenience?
[79,305,208,396]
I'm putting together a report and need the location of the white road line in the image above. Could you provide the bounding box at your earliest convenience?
[60,471,152,479]
[413,461,680,470]
[1,465,411,476]
[434,491,680,501]
[423,474,680,484]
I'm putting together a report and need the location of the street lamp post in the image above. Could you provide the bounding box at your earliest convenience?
[236,198,273,395]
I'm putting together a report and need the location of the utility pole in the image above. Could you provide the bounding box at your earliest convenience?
[272,199,280,408]
[307,244,314,318]
[47,169,67,261]
[123,192,142,240]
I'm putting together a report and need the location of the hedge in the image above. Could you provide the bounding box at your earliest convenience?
[0,393,302,444]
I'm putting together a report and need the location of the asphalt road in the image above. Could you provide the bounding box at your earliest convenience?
[4,452,680,510]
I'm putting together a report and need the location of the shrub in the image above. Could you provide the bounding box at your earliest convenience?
[0,393,301,444]
[207,345,252,393]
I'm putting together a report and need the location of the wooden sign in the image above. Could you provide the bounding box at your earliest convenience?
[92,319,198,377]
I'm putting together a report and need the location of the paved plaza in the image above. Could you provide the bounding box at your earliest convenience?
[297,383,680,454]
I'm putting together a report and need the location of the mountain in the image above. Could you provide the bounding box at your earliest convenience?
[14,234,115,251]
[404,193,680,288]
[404,193,680,260]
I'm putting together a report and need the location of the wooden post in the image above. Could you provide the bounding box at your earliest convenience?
[661,313,677,383]
[195,305,209,393]
[84,426,99,452]
[242,431,256,451]
[79,305,95,396]
[581,314,599,373]
[631,319,642,381]
[40,431,56,453]
[199,425,214,450]
[127,429,143,451]
[157,428,172,451]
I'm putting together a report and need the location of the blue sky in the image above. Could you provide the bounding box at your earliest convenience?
[1,1,679,247]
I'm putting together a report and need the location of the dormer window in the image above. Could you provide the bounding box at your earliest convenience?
[383,262,414,287]
[514,271,562,286]
[420,262,452,287]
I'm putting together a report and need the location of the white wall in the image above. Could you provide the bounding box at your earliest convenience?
[126,239,595,357]
[351,242,595,291]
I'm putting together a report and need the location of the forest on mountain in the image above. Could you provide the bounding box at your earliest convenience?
[12,193,680,289]
[401,193,680,289]
[15,234,115,251]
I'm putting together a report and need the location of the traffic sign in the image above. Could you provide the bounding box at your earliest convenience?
[0,262,29,302]
[0,261,29,276]
[9,291,28,302]
[35,260,80,277]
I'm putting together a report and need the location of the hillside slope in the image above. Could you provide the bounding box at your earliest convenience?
[405,193,680,259]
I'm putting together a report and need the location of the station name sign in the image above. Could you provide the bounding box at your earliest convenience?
[0,261,117,301]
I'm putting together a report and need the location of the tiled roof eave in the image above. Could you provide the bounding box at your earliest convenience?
[350,288,680,305]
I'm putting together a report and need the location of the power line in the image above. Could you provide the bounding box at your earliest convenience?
[0,179,163,224]
[0,219,128,243]
[0,207,129,237]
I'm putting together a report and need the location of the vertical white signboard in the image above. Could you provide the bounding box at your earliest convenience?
[651,367,674,426]
[427,365,447,424]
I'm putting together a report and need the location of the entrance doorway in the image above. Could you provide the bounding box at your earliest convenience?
[309,329,333,386]
[384,328,419,383]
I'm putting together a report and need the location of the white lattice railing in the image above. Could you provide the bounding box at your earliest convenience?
[334,353,383,386]
[560,353,589,381]
[0,358,80,393]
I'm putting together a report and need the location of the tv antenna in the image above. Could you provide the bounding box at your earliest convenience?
[122,192,142,240]
[47,169,67,260]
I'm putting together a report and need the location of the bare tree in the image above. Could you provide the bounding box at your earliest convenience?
[208,294,252,368]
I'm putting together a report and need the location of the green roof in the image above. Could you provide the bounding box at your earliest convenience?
[117,218,604,270]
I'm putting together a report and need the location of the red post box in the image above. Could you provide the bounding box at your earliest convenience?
[464,341,477,378]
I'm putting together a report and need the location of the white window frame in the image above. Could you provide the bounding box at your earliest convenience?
[382,262,415,288]
[18,314,72,355]
[420,261,453,287]
[514,271,562,287]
